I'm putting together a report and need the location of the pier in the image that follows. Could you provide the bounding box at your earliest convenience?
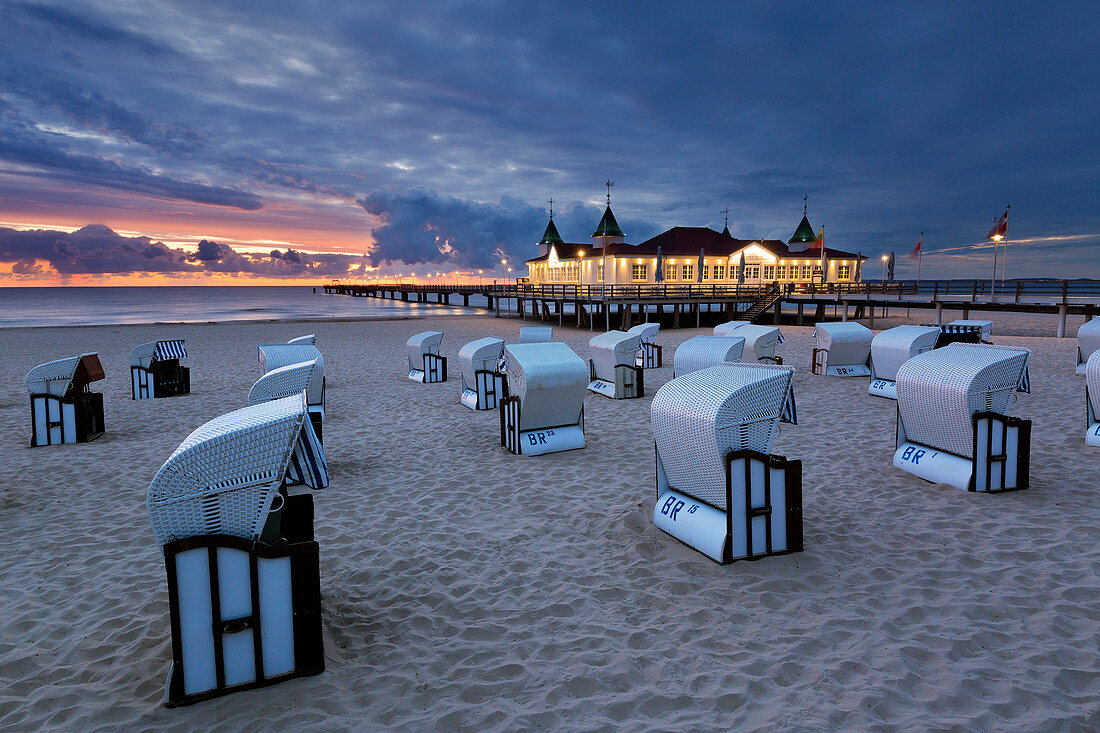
[323,279,1100,336]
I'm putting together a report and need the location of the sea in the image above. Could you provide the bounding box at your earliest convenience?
[0,286,481,328]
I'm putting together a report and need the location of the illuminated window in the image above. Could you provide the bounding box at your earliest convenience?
[632,264,648,281]
[763,265,775,280]
[776,264,787,279]
[838,264,851,279]
[801,265,813,279]
[702,265,710,280]
[713,264,726,280]
[664,262,677,281]
[681,264,694,281]
[747,265,760,279]
[597,264,604,282]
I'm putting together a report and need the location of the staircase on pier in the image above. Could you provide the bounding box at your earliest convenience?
[735,284,782,322]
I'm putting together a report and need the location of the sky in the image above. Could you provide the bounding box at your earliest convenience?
[0,0,1097,285]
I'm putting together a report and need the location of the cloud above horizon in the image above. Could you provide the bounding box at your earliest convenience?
[0,0,1097,278]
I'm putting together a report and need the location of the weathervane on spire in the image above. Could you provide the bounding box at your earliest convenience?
[548,197,554,219]
[721,207,731,228]
[605,180,614,206]
[803,194,808,215]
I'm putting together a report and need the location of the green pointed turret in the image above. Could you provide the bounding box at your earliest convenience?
[591,205,625,238]
[539,217,564,246]
[788,214,816,243]
[721,225,732,237]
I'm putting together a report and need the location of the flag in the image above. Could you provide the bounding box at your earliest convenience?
[910,234,922,259]
[987,208,1009,240]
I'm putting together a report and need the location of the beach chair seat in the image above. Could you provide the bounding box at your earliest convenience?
[948,319,993,344]
[1077,319,1100,375]
[812,322,872,376]
[147,393,328,706]
[286,334,316,346]
[651,363,801,563]
[931,322,985,346]
[894,343,1031,491]
[713,322,785,364]
[249,359,324,440]
[27,353,105,446]
[407,331,447,383]
[1085,351,1100,446]
[672,336,745,377]
[257,344,325,420]
[626,323,662,368]
[131,340,190,399]
[868,326,941,399]
[587,330,644,399]
[519,325,553,343]
[458,337,505,410]
[499,342,587,455]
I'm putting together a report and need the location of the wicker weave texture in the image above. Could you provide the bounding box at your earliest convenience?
[897,343,1030,457]
[519,326,553,343]
[287,334,316,345]
[626,323,659,344]
[504,342,587,430]
[130,342,157,368]
[258,344,323,374]
[1079,320,1100,366]
[721,324,781,362]
[870,326,941,381]
[813,323,872,368]
[26,353,99,396]
[589,331,642,382]
[147,394,308,544]
[652,363,794,509]
[1087,350,1100,415]
[407,331,443,369]
[673,336,745,376]
[248,360,319,406]
[458,337,504,386]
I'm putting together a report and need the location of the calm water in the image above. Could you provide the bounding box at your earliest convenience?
[0,286,479,328]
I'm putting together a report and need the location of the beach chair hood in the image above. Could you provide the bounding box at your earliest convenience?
[626,323,660,343]
[258,343,323,373]
[249,359,321,408]
[457,337,504,387]
[504,342,587,431]
[131,340,187,368]
[26,353,104,397]
[146,393,328,544]
[407,330,444,365]
[673,336,746,376]
[870,326,940,381]
[1078,319,1100,370]
[287,334,316,346]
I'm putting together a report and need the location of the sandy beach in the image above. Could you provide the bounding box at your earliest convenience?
[1,313,1097,731]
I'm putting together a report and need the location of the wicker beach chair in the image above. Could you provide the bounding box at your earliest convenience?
[131,340,190,400]
[672,336,745,377]
[249,359,324,440]
[286,334,316,346]
[651,363,801,563]
[894,343,1031,491]
[1085,350,1100,446]
[948,319,993,343]
[27,353,105,447]
[257,343,325,426]
[587,330,644,399]
[407,330,447,383]
[811,322,872,376]
[519,325,553,343]
[626,323,662,368]
[931,322,984,346]
[1077,319,1100,375]
[458,337,505,410]
[868,325,941,399]
[499,342,587,455]
[147,393,327,706]
[713,322,785,364]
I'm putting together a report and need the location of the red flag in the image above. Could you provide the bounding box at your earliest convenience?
[909,234,922,260]
[986,209,1009,240]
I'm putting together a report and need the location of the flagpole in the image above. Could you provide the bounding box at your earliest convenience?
[917,232,923,282]
[990,231,999,301]
[1000,204,1010,284]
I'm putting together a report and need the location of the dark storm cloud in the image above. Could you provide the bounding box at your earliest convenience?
[0,225,365,278]
[358,188,660,268]
[0,1,1096,275]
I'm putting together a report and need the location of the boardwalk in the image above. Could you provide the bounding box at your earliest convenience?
[324,279,1100,335]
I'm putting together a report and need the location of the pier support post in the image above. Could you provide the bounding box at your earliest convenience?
[673,303,680,329]
[1058,305,1068,338]
[463,294,469,306]
[696,303,701,328]
[841,301,849,322]
[605,304,610,332]
[935,302,943,324]
[797,303,804,326]
[962,307,969,320]
[868,304,874,328]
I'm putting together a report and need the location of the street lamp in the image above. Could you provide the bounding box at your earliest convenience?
[881,255,888,282]
[500,258,507,284]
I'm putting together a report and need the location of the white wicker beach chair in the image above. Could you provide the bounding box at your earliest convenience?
[651,363,801,563]
[249,359,325,439]
[500,342,587,455]
[1085,350,1100,446]
[894,343,1031,491]
[587,330,644,399]
[27,353,105,447]
[812,322,872,376]
[1077,319,1100,375]
[948,319,993,343]
[407,330,447,383]
[868,326,941,399]
[626,323,662,368]
[672,336,745,377]
[147,393,327,706]
[131,340,190,400]
[257,343,325,417]
[287,334,316,346]
[458,337,505,410]
[713,322,785,364]
[519,325,553,343]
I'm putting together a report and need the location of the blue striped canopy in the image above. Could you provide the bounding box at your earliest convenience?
[780,383,797,424]
[155,340,187,361]
[939,325,983,334]
[287,415,328,488]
